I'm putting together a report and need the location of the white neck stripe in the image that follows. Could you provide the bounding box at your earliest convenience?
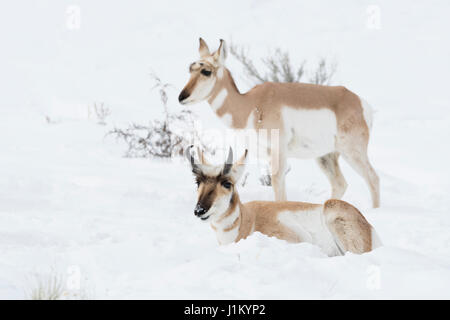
[210,88,228,111]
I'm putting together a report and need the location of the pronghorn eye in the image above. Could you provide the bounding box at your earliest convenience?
[200,69,212,76]
[221,181,232,189]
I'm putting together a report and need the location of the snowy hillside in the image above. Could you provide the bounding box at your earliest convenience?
[0,0,449,299]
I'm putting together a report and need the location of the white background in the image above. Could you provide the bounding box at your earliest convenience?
[0,0,449,298]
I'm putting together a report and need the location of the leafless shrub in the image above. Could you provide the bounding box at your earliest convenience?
[45,115,60,125]
[308,58,337,85]
[25,267,93,300]
[108,73,212,158]
[229,44,266,84]
[229,43,337,85]
[93,102,111,125]
[108,110,208,158]
[26,272,65,300]
[149,72,173,125]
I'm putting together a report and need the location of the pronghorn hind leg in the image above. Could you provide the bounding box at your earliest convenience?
[340,146,380,208]
[322,200,373,254]
[316,152,348,199]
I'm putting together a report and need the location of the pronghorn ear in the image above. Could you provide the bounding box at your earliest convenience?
[213,39,227,64]
[185,145,202,176]
[229,149,248,182]
[196,146,211,166]
[198,37,210,58]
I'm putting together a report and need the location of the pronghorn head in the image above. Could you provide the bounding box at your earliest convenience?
[186,147,247,222]
[178,38,227,105]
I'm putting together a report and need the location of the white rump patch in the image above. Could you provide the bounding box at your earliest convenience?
[370,227,383,249]
[359,97,374,131]
[211,88,228,111]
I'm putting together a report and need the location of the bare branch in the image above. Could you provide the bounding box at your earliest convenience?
[93,102,111,125]
[108,73,214,158]
[229,42,337,86]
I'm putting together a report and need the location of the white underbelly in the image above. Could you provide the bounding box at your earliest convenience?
[282,107,337,159]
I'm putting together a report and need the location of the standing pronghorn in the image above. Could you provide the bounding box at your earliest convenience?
[186,147,381,255]
[179,38,380,208]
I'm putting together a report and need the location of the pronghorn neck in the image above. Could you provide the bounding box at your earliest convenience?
[207,68,253,128]
[210,192,253,245]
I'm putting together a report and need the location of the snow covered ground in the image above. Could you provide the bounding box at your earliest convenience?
[0,0,449,299]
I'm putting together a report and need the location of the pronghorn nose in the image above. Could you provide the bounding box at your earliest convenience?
[178,90,189,102]
[194,204,206,216]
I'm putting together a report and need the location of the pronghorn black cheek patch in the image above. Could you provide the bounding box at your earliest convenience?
[197,187,216,212]
[193,172,207,186]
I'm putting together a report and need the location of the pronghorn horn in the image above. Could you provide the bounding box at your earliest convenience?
[222,147,233,175]
[199,37,210,57]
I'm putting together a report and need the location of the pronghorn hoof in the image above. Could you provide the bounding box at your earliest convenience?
[259,175,272,186]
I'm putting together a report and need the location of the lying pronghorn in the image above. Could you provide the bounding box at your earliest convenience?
[179,38,380,208]
[186,147,381,256]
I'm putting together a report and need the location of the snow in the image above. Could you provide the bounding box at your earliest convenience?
[0,0,449,299]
